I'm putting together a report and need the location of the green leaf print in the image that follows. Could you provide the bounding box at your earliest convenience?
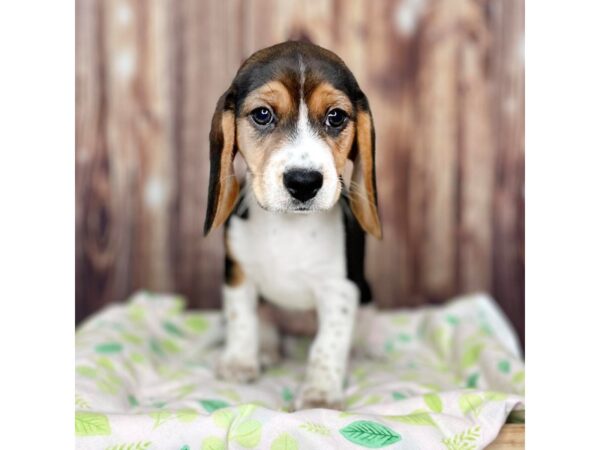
[430,327,450,357]
[216,388,242,402]
[512,370,525,384]
[345,392,364,408]
[389,410,437,427]
[76,366,97,378]
[461,343,484,369]
[282,387,294,403]
[127,394,139,407]
[128,304,145,323]
[75,394,90,409]
[237,404,257,419]
[363,394,383,406]
[185,314,208,333]
[441,425,481,450]
[392,315,410,325]
[177,384,196,399]
[200,399,230,413]
[97,357,116,372]
[299,422,331,436]
[202,436,225,450]
[232,419,262,448]
[163,321,186,337]
[161,338,181,353]
[397,333,412,343]
[339,420,401,448]
[149,411,173,429]
[130,352,145,364]
[466,372,479,388]
[424,393,443,413]
[271,433,299,450]
[150,338,164,356]
[176,409,199,422]
[75,412,111,436]
[445,315,459,326]
[105,441,151,450]
[96,375,121,395]
[459,393,485,417]
[392,391,407,400]
[497,359,511,373]
[352,366,369,382]
[121,332,143,346]
[168,295,186,315]
[95,342,123,354]
[484,391,507,401]
[212,408,235,428]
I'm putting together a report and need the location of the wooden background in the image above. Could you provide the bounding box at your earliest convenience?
[76,0,524,347]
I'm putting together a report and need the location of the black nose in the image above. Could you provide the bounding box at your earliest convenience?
[283,169,323,202]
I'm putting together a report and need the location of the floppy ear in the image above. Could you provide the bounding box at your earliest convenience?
[203,89,239,235]
[349,97,382,239]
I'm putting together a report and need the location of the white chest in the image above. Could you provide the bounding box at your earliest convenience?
[227,198,346,310]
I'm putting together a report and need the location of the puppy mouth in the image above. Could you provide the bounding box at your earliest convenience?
[278,199,319,214]
[255,196,324,214]
[288,204,314,213]
[252,195,315,213]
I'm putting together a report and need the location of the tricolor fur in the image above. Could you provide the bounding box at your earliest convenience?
[204,41,381,409]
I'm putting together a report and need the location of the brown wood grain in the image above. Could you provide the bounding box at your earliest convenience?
[488,424,525,449]
[76,0,525,348]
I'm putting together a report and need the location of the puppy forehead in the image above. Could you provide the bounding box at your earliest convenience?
[234,43,360,114]
[241,78,352,116]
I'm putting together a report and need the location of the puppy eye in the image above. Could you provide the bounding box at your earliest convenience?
[325,108,347,128]
[250,107,274,126]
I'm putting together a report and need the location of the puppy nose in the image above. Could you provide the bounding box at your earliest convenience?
[283,169,323,202]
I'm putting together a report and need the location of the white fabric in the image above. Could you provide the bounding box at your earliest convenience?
[75,291,524,450]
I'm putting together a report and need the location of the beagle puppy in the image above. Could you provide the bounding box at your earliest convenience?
[204,41,381,409]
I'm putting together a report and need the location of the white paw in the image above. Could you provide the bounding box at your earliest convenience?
[216,354,260,383]
[294,384,343,410]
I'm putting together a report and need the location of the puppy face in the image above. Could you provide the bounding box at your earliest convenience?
[204,42,382,238]
[237,76,354,212]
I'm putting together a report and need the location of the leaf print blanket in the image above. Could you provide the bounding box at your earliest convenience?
[75,291,524,449]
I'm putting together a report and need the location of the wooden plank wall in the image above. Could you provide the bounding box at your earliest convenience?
[76,0,524,347]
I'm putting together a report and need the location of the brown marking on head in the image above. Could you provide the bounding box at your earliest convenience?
[240,81,296,119]
[306,82,353,119]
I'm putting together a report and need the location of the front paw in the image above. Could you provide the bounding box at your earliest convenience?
[295,385,343,410]
[216,354,260,383]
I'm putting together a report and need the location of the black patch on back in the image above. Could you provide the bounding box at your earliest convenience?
[224,252,235,284]
[341,195,372,304]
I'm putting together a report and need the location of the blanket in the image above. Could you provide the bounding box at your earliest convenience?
[75,291,524,449]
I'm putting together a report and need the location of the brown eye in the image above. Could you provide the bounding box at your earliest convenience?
[251,107,273,126]
[325,108,347,128]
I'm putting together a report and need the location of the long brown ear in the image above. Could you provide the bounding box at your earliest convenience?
[203,89,239,235]
[349,98,382,239]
